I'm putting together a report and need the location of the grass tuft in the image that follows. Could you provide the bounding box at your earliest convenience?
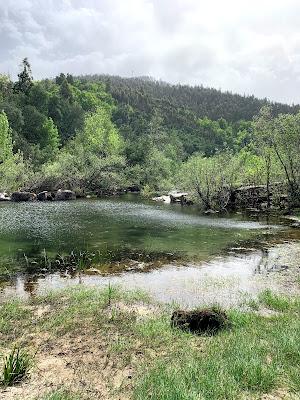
[1,346,31,386]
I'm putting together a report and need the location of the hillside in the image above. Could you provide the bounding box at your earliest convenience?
[81,74,300,123]
[1,60,300,205]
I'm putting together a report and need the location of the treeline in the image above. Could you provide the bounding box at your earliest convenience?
[1,59,300,210]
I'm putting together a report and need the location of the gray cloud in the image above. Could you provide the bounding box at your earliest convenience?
[0,0,299,103]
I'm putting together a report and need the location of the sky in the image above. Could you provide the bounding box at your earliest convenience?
[1,0,300,104]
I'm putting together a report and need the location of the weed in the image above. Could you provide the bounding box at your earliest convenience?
[1,346,31,386]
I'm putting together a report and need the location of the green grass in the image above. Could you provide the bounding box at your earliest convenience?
[1,346,31,386]
[39,389,81,400]
[0,287,299,399]
[134,308,300,399]
[259,289,294,311]
[0,300,32,340]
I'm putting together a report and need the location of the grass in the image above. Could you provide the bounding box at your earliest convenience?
[40,389,81,400]
[1,346,31,386]
[0,287,299,399]
[134,308,300,399]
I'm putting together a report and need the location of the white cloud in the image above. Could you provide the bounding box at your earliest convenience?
[0,0,299,103]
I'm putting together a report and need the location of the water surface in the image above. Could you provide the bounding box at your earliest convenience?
[0,195,292,304]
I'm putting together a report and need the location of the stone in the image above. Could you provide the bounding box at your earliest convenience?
[291,222,300,228]
[0,192,11,201]
[55,189,76,201]
[11,192,36,202]
[37,191,55,201]
[152,195,171,203]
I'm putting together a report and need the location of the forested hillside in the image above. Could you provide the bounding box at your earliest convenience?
[1,59,300,210]
[86,74,299,122]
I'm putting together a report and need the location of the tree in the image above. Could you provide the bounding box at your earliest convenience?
[78,108,123,156]
[0,111,13,163]
[14,58,33,94]
[142,147,174,192]
[0,112,32,192]
[0,74,13,101]
[179,154,242,210]
[252,106,275,208]
[273,112,300,203]
[40,117,60,156]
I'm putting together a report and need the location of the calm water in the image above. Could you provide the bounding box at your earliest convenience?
[0,195,277,261]
[0,195,293,305]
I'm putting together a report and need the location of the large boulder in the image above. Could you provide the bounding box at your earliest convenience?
[171,308,229,335]
[37,191,55,201]
[11,192,36,202]
[55,189,76,201]
[0,192,11,201]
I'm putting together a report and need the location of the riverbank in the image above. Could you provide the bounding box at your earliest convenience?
[1,248,300,400]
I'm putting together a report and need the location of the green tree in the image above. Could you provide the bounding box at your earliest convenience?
[14,58,33,95]
[273,112,300,203]
[179,153,242,210]
[78,108,123,156]
[0,111,13,163]
[253,106,275,207]
[40,117,60,157]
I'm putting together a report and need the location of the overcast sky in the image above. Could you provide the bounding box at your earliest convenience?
[1,0,300,104]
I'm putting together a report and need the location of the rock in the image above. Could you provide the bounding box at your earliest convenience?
[171,308,229,335]
[11,192,36,202]
[169,192,188,203]
[204,209,218,215]
[0,192,11,201]
[291,222,300,228]
[233,183,287,210]
[37,191,55,201]
[169,191,193,205]
[55,189,76,201]
[152,195,171,203]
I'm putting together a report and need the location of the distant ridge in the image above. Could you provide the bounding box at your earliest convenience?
[78,74,300,122]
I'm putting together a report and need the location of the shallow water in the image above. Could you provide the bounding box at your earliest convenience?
[0,195,295,304]
[0,195,277,260]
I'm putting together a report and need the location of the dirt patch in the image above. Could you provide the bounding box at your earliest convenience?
[0,302,155,400]
[260,388,300,399]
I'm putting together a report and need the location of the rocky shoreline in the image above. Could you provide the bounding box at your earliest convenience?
[0,189,76,202]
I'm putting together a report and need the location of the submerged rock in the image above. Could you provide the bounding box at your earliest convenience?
[171,308,229,335]
[11,192,36,202]
[55,189,76,201]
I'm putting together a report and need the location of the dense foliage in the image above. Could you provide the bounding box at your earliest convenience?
[1,59,300,209]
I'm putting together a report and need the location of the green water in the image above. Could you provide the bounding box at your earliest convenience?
[0,195,278,274]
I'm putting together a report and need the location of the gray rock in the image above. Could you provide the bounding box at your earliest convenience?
[37,191,55,201]
[55,189,76,201]
[11,192,36,202]
[0,192,11,201]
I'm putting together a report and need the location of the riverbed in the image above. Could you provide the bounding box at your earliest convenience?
[0,195,299,305]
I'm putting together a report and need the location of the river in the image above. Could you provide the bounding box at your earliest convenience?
[0,195,298,306]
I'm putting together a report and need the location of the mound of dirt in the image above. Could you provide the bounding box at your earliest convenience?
[171,308,229,335]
